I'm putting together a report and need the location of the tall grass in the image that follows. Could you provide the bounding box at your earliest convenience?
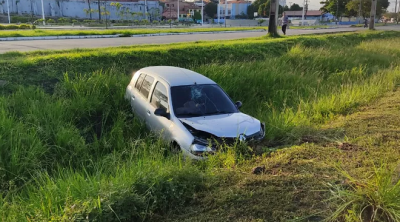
[1,35,400,221]
[327,163,400,221]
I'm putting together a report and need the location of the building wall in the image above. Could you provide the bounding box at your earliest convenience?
[1,0,162,20]
[217,3,248,19]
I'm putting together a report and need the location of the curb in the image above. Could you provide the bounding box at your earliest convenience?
[0,30,266,41]
[0,34,120,41]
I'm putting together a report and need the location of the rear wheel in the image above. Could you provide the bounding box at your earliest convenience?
[170,142,181,155]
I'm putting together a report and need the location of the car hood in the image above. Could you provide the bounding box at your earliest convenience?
[179,113,261,138]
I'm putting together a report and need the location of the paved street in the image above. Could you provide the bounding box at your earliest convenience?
[0,25,399,53]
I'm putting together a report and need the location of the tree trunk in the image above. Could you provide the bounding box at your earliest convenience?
[88,0,92,19]
[268,0,279,36]
[98,0,101,21]
[369,0,376,30]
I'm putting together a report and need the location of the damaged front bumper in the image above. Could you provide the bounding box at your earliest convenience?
[187,122,266,159]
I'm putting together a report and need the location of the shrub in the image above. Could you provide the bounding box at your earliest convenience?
[47,18,56,23]
[0,24,33,30]
[18,24,31,29]
[57,17,70,23]
[10,16,30,23]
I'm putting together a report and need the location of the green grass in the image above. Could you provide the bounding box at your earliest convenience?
[0,27,264,38]
[1,31,400,221]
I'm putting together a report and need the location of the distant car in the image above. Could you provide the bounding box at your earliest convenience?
[125,66,265,160]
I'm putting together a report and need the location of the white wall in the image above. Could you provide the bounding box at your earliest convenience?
[2,0,162,20]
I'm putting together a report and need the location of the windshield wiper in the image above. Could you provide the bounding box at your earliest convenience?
[205,111,232,116]
[177,112,203,117]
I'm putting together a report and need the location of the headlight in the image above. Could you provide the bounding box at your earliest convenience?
[190,144,214,156]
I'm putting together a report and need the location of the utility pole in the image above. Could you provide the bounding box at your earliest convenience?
[218,0,220,24]
[41,0,46,25]
[145,0,148,20]
[398,0,400,24]
[201,0,204,25]
[301,0,305,25]
[224,0,227,27]
[336,0,339,24]
[177,0,179,22]
[268,0,279,36]
[304,0,308,19]
[105,0,108,29]
[358,0,362,23]
[6,0,10,24]
[369,0,376,30]
[395,0,398,23]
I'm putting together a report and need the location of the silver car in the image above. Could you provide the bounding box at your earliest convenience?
[125,66,265,160]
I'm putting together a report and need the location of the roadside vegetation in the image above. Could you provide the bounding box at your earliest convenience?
[0,24,35,30]
[0,27,264,38]
[1,31,400,221]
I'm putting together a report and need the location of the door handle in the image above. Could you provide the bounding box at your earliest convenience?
[131,95,135,101]
[147,110,151,116]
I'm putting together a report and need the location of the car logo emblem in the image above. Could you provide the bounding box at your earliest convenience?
[239,134,246,142]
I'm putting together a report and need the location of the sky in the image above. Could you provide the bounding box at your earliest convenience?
[285,0,398,11]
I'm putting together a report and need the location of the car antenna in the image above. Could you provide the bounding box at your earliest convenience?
[194,81,197,85]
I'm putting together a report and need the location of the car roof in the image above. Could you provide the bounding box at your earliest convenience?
[138,66,216,87]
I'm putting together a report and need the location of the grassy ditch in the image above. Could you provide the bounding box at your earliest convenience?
[1,31,399,91]
[1,32,400,221]
[0,27,264,38]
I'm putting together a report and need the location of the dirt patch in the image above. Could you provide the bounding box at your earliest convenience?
[336,142,364,151]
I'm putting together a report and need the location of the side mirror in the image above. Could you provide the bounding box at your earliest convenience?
[235,101,242,109]
[154,108,170,119]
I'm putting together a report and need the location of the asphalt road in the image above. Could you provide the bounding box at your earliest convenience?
[0,26,399,53]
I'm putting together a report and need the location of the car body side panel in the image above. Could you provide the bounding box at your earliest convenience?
[146,79,174,140]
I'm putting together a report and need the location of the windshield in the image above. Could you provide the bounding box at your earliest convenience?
[171,84,238,118]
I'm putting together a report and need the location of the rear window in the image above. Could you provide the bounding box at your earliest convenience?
[140,75,154,99]
[135,73,145,90]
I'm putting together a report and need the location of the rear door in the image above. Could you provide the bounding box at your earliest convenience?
[133,74,155,123]
[146,81,173,140]
[128,73,145,113]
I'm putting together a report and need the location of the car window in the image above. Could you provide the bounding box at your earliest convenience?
[135,73,146,90]
[171,84,238,118]
[151,82,169,111]
[140,75,154,99]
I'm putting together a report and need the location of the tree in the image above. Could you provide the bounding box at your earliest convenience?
[320,0,348,19]
[346,0,389,18]
[87,0,92,19]
[205,2,218,18]
[247,4,257,18]
[193,11,202,21]
[289,3,303,11]
[110,2,124,20]
[257,0,286,17]
[84,8,98,19]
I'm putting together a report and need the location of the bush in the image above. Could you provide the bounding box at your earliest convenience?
[84,19,96,23]
[57,17,70,23]
[0,24,33,30]
[10,16,30,23]
[18,24,31,29]
[47,18,56,23]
